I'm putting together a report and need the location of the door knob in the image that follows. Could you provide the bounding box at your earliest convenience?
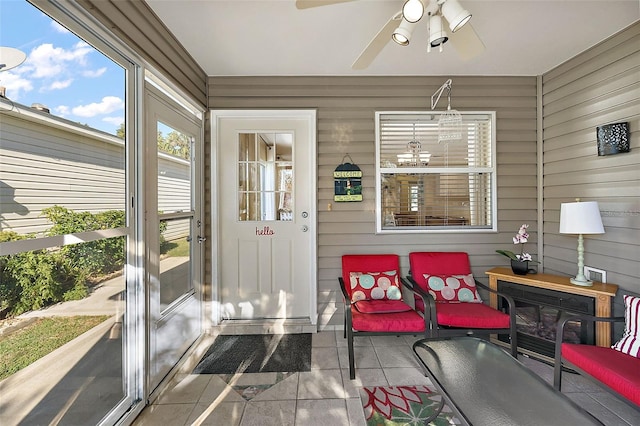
[301,211,309,218]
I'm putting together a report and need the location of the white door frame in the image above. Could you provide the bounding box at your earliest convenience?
[210,109,317,326]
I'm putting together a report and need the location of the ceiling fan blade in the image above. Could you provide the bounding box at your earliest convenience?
[295,0,355,9]
[352,10,403,70]
[448,23,485,60]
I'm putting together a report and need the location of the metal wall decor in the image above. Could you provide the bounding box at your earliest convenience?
[334,155,362,202]
[596,122,630,156]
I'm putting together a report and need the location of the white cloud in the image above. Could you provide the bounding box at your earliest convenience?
[103,116,124,126]
[0,71,33,100]
[54,105,70,116]
[72,96,123,117]
[26,42,93,79]
[82,67,107,78]
[44,79,73,91]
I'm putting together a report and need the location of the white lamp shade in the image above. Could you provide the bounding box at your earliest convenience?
[559,201,605,234]
[402,0,424,23]
[428,15,448,47]
[441,0,472,32]
[392,19,416,46]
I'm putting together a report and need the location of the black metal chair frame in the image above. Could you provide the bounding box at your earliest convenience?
[405,275,518,357]
[553,312,640,412]
[338,276,430,380]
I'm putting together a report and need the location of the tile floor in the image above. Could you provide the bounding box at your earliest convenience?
[133,331,640,426]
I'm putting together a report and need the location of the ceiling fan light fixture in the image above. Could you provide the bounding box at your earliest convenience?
[402,0,425,23]
[440,0,472,32]
[392,19,416,46]
[428,15,448,48]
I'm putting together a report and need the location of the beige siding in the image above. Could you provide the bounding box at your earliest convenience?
[542,22,640,294]
[208,76,538,327]
[0,101,190,240]
[77,0,207,106]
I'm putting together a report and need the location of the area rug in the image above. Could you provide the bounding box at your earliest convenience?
[192,333,311,374]
[360,385,460,425]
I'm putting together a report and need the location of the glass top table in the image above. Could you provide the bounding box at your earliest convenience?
[412,337,603,426]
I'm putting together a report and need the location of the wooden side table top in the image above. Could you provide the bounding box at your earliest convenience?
[485,267,618,298]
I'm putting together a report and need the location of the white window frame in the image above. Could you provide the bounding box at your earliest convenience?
[375,111,497,234]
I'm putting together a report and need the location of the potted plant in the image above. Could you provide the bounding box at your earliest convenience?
[496,224,539,275]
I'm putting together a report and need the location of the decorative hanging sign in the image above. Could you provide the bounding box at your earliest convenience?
[334,156,362,202]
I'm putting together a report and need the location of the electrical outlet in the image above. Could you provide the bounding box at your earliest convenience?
[584,266,606,283]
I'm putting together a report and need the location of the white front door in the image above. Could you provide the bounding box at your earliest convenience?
[212,110,316,322]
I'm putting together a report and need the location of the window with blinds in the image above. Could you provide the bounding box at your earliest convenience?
[376,111,496,232]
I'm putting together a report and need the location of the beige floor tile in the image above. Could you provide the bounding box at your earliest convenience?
[311,346,340,370]
[155,374,211,404]
[338,346,381,370]
[297,369,345,399]
[251,373,300,401]
[374,344,421,368]
[370,335,414,347]
[383,367,432,386]
[346,397,368,426]
[186,401,245,426]
[295,399,349,426]
[312,331,337,347]
[132,403,195,426]
[240,400,296,426]
[198,375,246,404]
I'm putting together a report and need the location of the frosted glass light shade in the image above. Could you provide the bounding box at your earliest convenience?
[559,201,605,234]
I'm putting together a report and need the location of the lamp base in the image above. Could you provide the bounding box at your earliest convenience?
[570,277,593,287]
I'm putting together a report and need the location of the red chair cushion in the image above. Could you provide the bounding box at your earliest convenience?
[421,273,483,303]
[349,270,402,302]
[562,343,640,406]
[353,299,412,314]
[433,303,510,328]
[351,309,426,333]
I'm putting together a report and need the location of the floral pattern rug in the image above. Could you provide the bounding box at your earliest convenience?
[360,385,460,425]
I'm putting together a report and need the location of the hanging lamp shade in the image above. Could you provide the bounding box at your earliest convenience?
[441,0,472,32]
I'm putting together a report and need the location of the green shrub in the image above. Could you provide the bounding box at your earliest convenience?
[0,231,82,315]
[42,206,126,276]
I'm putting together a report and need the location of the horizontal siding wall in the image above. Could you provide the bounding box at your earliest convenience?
[208,76,538,328]
[0,102,190,240]
[542,21,640,300]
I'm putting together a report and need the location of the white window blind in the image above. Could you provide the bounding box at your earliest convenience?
[376,112,496,232]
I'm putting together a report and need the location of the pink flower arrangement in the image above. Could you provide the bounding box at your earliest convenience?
[496,224,539,263]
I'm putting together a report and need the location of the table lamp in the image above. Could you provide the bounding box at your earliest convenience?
[559,200,605,286]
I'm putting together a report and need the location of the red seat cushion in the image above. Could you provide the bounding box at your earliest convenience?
[353,299,413,314]
[351,309,426,333]
[433,303,510,329]
[562,343,640,406]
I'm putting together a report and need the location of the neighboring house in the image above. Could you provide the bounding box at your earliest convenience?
[0,99,190,240]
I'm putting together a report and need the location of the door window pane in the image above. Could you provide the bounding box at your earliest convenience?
[157,121,192,214]
[237,132,293,222]
[159,218,192,310]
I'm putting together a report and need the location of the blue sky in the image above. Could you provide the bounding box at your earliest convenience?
[0,0,124,135]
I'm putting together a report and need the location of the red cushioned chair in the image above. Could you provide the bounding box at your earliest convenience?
[339,254,429,379]
[554,313,640,409]
[406,252,518,357]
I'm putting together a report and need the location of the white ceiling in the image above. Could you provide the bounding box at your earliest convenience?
[146,0,640,77]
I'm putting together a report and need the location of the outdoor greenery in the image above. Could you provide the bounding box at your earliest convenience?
[117,122,191,160]
[0,315,110,380]
[1,208,125,316]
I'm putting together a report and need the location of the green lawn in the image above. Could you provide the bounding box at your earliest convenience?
[0,315,109,380]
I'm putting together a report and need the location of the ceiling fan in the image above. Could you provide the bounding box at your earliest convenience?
[296,0,485,70]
